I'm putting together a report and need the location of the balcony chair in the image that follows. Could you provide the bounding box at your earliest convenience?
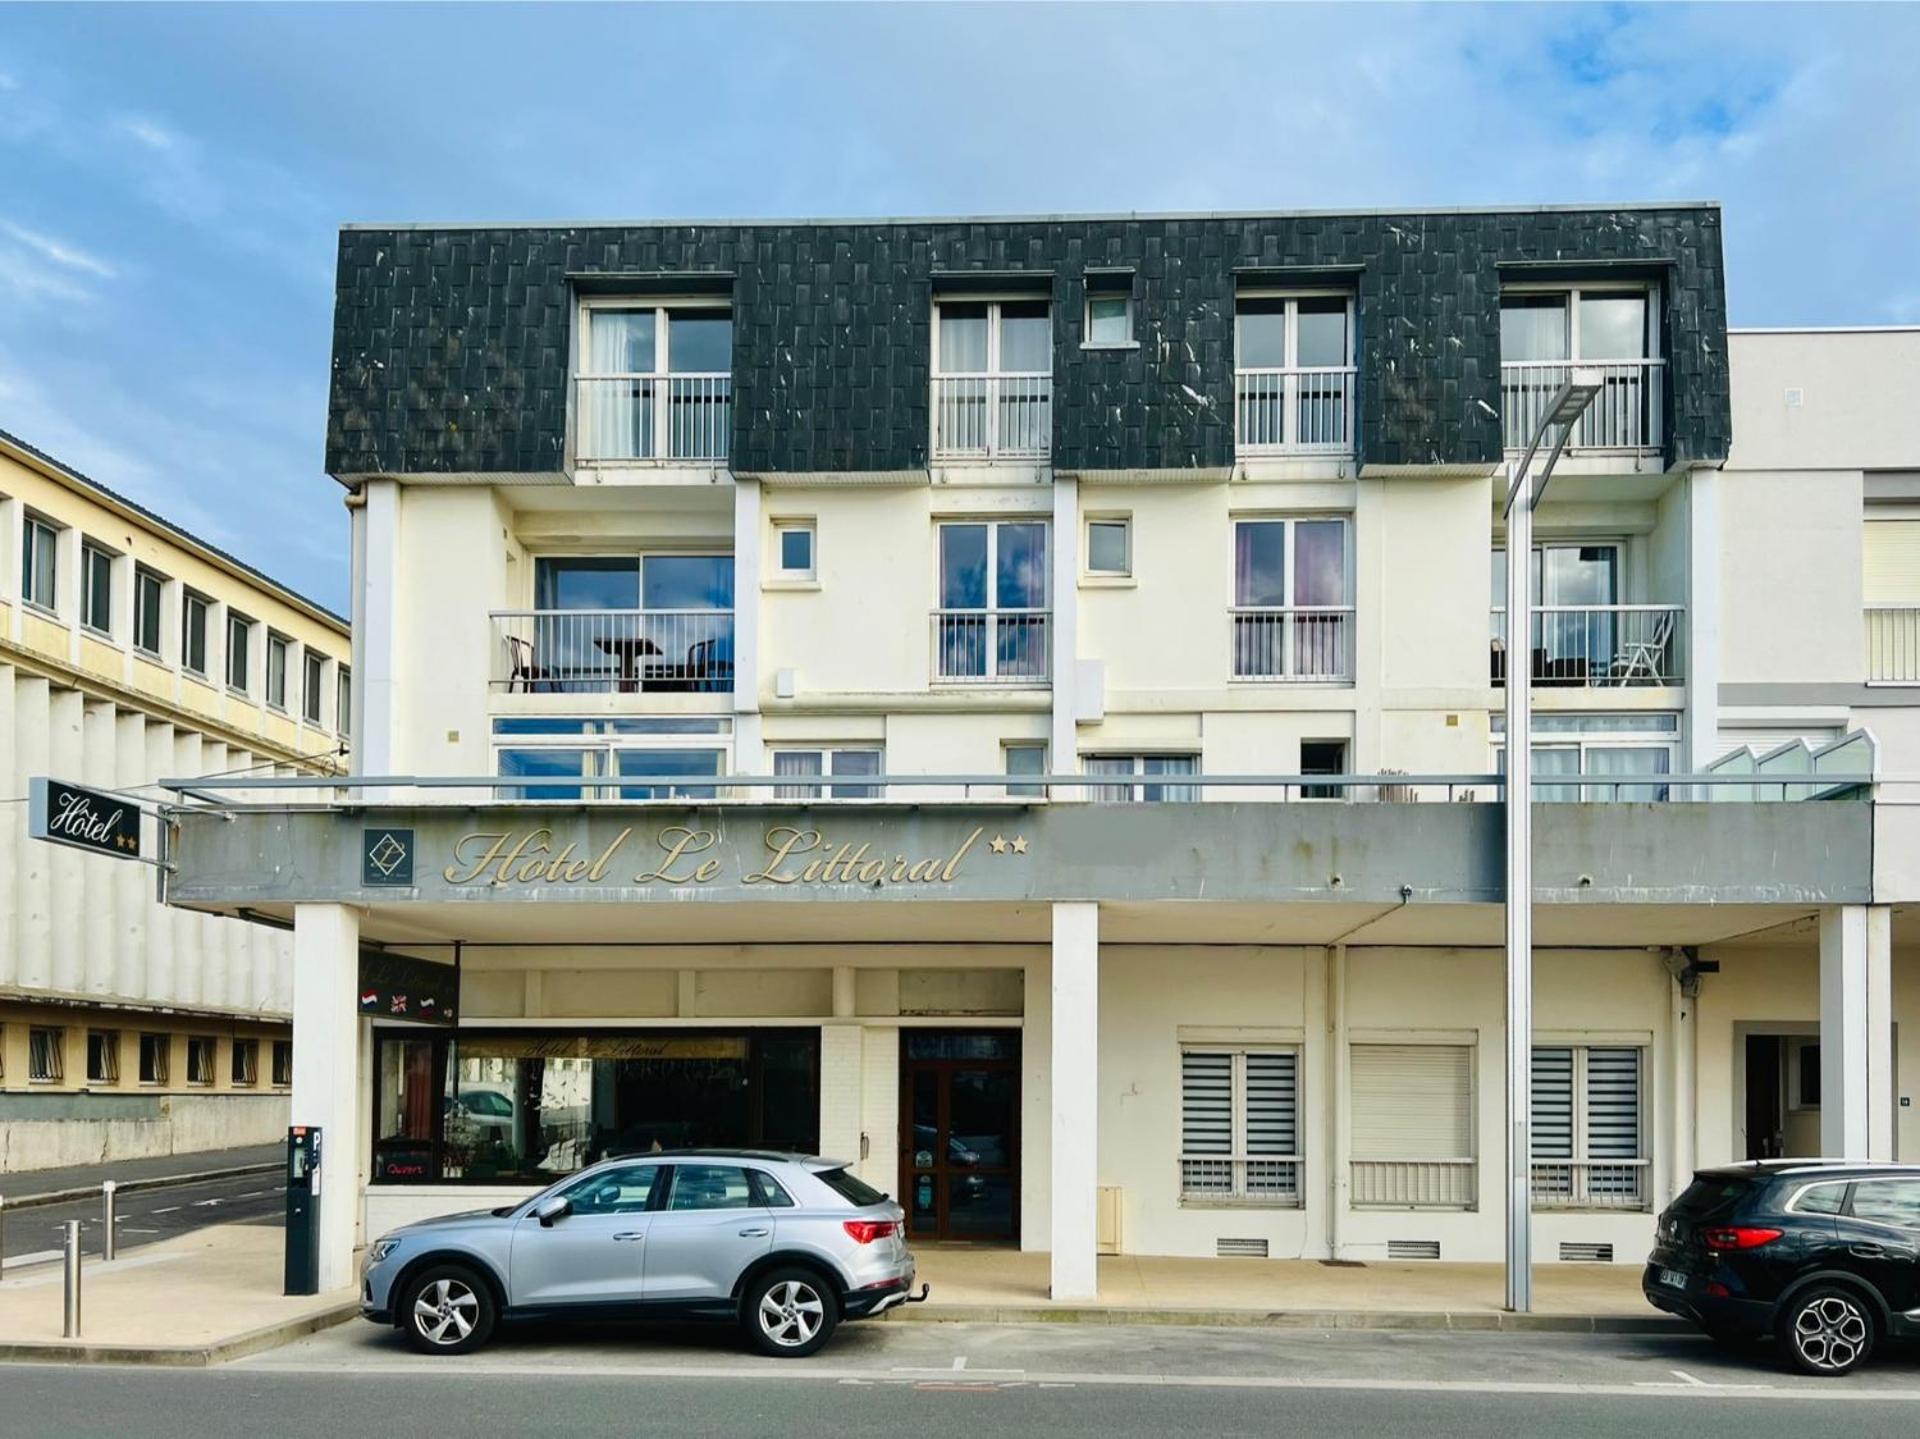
[1608,610,1675,686]
[503,634,551,694]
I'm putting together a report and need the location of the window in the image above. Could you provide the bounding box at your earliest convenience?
[564,1163,663,1215]
[1086,517,1130,577]
[666,1164,756,1211]
[750,1169,796,1208]
[337,667,351,736]
[1232,517,1352,681]
[493,716,728,801]
[1849,1179,1920,1230]
[1234,293,1355,453]
[272,1039,293,1087]
[525,554,734,694]
[1004,742,1047,798]
[818,1167,888,1207]
[773,747,882,800]
[1179,1047,1301,1204]
[22,514,58,610]
[1350,1043,1476,1209]
[1531,1046,1647,1210]
[186,1036,216,1086]
[1500,286,1661,450]
[1794,1041,1822,1109]
[1490,541,1673,688]
[302,650,326,724]
[28,1027,65,1083]
[774,520,815,580]
[1085,754,1196,803]
[226,611,253,693]
[81,542,113,634]
[87,1031,119,1085]
[1085,292,1133,347]
[182,591,210,676]
[1494,711,1678,802]
[264,634,290,710]
[231,1039,259,1087]
[1792,1182,1848,1216]
[935,520,1049,682]
[575,302,733,462]
[134,567,165,657]
[139,1033,170,1084]
[1300,739,1347,800]
[931,298,1052,458]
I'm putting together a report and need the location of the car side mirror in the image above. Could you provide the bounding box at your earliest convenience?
[532,1195,571,1227]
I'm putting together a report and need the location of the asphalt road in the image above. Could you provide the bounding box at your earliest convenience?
[15,1318,1920,1438]
[0,1172,283,1266]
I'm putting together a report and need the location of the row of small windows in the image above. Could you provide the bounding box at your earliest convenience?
[2,1024,291,1088]
[16,510,348,733]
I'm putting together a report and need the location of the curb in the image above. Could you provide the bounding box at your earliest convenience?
[890,1303,1683,1334]
[0,1162,280,1213]
[0,1299,359,1367]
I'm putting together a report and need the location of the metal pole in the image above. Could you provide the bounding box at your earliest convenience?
[0,1193,7,1272]
[1504,456,1534,1314]
[101,1180,117,1262]
[62,1220,81,1338]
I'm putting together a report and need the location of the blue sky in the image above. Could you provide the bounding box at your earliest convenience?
[2,2,1916,612]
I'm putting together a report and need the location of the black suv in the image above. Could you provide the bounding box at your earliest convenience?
[1644,1162,1920,1376]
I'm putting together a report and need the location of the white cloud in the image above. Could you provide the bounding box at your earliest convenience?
[0,221,114,278]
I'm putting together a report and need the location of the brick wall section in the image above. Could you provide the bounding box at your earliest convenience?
[327,206,1730,479]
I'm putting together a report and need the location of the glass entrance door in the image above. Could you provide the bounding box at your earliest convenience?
[900,1031,1021,1242]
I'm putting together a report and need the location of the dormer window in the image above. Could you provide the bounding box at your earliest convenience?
[575,301,732,464]
[1500,286,1662,452]
[931,298,1052,460]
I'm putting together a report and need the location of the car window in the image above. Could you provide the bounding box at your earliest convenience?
[1792,1182,1847,1216]
[667,1164,757,1211]
[465,1091,513,1117]
[1849,1178,1920,1229]
[817,1167,887,1207]
[748,1170,796,1208]
[563,1164,661,1215]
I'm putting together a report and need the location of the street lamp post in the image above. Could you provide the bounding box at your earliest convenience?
[1502,370,1601,1314]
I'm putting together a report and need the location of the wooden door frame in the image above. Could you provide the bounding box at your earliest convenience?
[898,1029,1022,1242]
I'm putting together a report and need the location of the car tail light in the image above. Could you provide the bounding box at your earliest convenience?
[1702,1226,1782,1251]
[843,1219,898,1244]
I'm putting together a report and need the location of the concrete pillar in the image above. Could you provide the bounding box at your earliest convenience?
[1819,905,1895,1161]
[292,902,363,1292]
[859,1025,901,1196]
[1326,942,1350,1258]
[1049,901,1098,1300]
[356,480,401,780]
[1021,951,1052,1254]
[1667,957,1698,1204]
[732,478,764,776]
[1685,464,1722,789]
[1049,477,1080,781]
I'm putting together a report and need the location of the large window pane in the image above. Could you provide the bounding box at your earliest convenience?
[829,748,881,799]
[1578,294,1649,360]
[997,301,1051,372]
[773,749,824,800]
[1501,295,1569,362]
[641,554,733,610]
[1583,746,1669,803]
[535,557,640,610]
[373,1038,438,1181]
[1236,297,1288,368]
[1234,521,1287,606]
[938,303,989,373]
[667,311,731,372]
[1295,297,1348,368]
[1143,755,1197,802]
[940,524,989,608]
[498,747,595,801]
[995,523,1048,609]
[588,309,656,372]
[1533,744,1582,804]
[1292,520,1347,606]
[614,748,723,800]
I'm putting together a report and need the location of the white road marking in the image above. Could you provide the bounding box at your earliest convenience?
[1672,1370,1707,1387]
[149,1206,181,1214]
[191,1199,224,1207]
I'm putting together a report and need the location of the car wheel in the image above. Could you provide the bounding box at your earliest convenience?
[743,1267,839,1358]
[400,1264,497,1356]
[1777,1285,1875,1377]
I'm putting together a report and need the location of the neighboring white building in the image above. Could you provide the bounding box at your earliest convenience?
[156,209,1917,1300]
[0,427,351,1170]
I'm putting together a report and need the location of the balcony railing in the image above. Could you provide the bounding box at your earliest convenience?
[931,374,1052,460]
[1530,1159,1649,1211]
[1491,604,1683,687]
[575,374,732,462]
[1235,367,1357,455]
[931,609,1051,685]
[491,609,734,694]
[1350,1158,1477,1209]
[1501,359,1664,452]
[1230,606,1354,682]
[1866,605,1920,684]
[1179,1157,1303,1205]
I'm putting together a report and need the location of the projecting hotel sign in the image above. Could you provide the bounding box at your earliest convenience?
[28,777,143,861]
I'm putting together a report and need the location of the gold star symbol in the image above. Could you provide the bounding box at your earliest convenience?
[989,834,1008,854]
[1010,835,1028,854]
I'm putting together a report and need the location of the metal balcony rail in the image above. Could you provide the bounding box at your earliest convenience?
[1866,604,1920,684]
[1230,606,1355,682]
[491,609,734,694]
[1529,1159,1649,1211]
[1350,1158,1477,1209]
[1501,359,1664,452]
[930,608,1051,684]
[574,374,732,462]
[931,374,1053,459]
[1179,1157,1303,1205]
[1490,604,1683,687]
[1234,366,1357,454]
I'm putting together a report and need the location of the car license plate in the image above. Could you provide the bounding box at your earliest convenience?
[1659,1268,1688,1289]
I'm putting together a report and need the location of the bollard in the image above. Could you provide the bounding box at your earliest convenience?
[62,1220,81,1339]
[101,1180,117,1263]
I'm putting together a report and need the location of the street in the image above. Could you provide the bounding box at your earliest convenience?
[1,1172,284,1267]
[5,1319,1920,1436]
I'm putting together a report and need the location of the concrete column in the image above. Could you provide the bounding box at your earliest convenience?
[80,700,116,995]
[732,478,764,775]
[1021,951,1052,1254]
[0,666,17,987]
[1326,942,1350,1258]
[859,1025,901,1196]
[1302,945,1332,1259]
[1819,905,1895,1161]
[356,480,402,780]
[1049,477,1080,782]
[1667,956,1698,1204]
[1049,901,1098,1300]
[292,902,363,1292]
[1685,464,1722,789]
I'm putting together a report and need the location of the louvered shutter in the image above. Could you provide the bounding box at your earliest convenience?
[1244,1051,1299,1198]
[1530,1048,1575,1160]
[1350,1044,1472,1159]
[1864,519,1920,604]
[1181,1051,1233,1194]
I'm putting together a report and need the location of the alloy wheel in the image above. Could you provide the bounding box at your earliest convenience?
[413,1277,481,1346]
[758,1279,825,1348]
[1792,1293,1870,1372]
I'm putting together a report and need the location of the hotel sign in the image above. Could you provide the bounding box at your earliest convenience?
[28,777,143,861]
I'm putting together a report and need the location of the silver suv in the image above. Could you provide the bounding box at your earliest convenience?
[360,1150,923,1357]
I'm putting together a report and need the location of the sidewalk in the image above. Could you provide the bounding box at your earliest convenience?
[0,1143,282,1208]
[0,1222,356,1364]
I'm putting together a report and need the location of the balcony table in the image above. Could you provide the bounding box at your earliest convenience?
[594,634,662,693]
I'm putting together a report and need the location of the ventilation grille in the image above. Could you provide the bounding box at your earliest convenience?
[1217,1237,1270,1258]
[1559,1242,1615,1263]
[1387,1239,1441,1261]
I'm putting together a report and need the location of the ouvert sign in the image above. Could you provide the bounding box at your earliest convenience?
[28,777,143,861]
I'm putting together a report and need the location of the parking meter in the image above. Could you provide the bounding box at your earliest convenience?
[284,1126,322,1295]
